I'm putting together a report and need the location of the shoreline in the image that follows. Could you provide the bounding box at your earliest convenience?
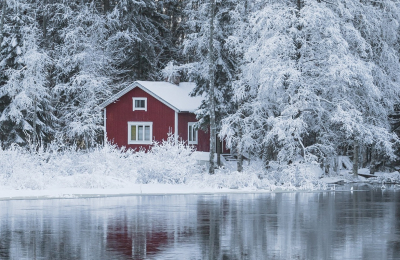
[0,182,385,201]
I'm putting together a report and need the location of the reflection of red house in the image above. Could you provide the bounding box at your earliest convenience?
[100,81,210,151]
[106,223,170,259]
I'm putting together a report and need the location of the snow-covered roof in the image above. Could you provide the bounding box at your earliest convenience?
[99,81,203,112]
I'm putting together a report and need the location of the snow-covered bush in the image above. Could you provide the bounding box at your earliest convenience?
[369,172,400,184]
[189,159,327,191]
[194,170,262,190]
[0,136,330,191]
[0,144,53,189]
[269,161,326,190]
[135,135,199,184]
[0,136,199,190]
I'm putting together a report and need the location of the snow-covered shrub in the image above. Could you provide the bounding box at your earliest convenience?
[267,161,326,191]
[191,160,263,189]
[370,172,400,184]
[0,138,329,191]
[281,162,324,189]
[190,159,326,191]
[0,142,139,189]
[0,144,52,189]
[44,144,140,188]
[0,135,200,190]
[135,135,199,184]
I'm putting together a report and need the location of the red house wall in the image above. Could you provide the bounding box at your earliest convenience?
[177,113,230,153]
[105,87,175,150]
[178,113,210,152]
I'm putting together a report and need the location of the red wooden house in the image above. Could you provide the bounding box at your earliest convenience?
[100,81,211,151]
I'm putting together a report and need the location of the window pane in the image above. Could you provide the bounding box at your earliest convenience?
[138,126,143,140]
[135,99,145,108]
[131,125,136,141]
[145,126,150,141]
[193,129,197,142]
[189,125,193,141]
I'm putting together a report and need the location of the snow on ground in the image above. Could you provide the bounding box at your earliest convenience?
[0,139,397,200]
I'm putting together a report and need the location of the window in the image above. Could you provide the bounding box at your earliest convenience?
[133,98,147,111]
[128,122,152,144]
[188,122,198,145]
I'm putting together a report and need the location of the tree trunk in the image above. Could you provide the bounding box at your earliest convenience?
[237,153,243,172]
[208,0,216,174]
[237,123,243,172]
[361,145,368,168]
[369,148,383,175]
[297,0,303,10]
[353,140,359,176]
[235,0,247,173]
[42,0,48,43]
[138,41,142,79]
[216,137,221,167]
[0,0,6,50]
[32,97,37,148]
[370,148,375,175]
[333,156,338,174]
[103,0,110,12]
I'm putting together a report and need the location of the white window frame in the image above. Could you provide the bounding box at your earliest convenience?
[132,97,147,111]
[188,122,198,145]
[128,122,153,144]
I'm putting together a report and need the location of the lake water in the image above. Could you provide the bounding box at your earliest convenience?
[0,185,399,260]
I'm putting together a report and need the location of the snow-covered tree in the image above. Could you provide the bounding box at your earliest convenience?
[341,0,400,172]
[0,16,54,146]
[155,0,186,67]
[52,3,112,148]
[106,0,175,81]
[175,0,239,172]
[220,0,252,171]
[222,0,400,171]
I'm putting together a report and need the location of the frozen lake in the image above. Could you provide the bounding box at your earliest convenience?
[0,185,399,259]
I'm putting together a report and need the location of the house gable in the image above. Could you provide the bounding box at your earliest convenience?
[100,82,179,112]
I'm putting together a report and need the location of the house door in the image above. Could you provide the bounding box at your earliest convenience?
[216,136,230,154]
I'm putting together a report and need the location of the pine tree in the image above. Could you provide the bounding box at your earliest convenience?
[52,2,112,148]
[174,0,238,172]
[106,0,175,81]
[0,5,54,146]
[220,0,251,172]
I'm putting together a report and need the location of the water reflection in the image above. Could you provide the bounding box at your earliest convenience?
[0,186,399,259]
